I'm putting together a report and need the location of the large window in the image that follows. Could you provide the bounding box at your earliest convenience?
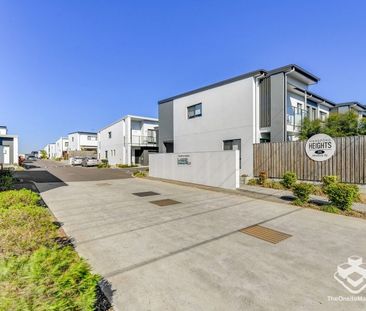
[108,131,112,139]
[187,103,202,119]
[87,136,96,141]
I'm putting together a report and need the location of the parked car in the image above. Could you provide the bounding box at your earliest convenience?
[70,156,84,166]
[81,157,98,167]
[26,154,37,161]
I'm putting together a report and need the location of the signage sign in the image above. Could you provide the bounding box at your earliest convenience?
[177,154,191,166]
[305,134,336,161]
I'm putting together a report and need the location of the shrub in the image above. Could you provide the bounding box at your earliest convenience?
[0,246,100,310]
[322,175,338,193]
[0,204,58,258]
[281,171,297,189]
[116,164,138,168]
[292,183,314,205]
[0,175,15,191]
[0,189,40,209]
[326,183,359,211]
[258,171,267,185]
[133,170,147,178]
[321,205,340,214]
[247,178,258,186]
[97,159,110,169]
[263,180,285,190]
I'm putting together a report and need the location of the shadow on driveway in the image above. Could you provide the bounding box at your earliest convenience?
[14,170,68,193]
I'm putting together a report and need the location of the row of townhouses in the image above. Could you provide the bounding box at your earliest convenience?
[43,116,159,166]
[157,64,366,175]
[0,126,19,165]
[43,131,98,159]
[43,64,365,170]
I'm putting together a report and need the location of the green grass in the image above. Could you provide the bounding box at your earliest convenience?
[0,246,100,311]
[0,204,58,258]
[0,189,40,209]
[0,189,102,310]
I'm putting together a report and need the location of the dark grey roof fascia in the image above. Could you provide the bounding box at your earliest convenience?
[68,131,97,135]
[158,69,266,104]
[306,90,336,107]
[267,64,320,82]
[336,102,366,110]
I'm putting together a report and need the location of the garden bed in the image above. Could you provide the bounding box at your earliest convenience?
[0,186,113,310]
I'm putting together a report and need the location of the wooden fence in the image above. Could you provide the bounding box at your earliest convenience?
[253,135,366,184]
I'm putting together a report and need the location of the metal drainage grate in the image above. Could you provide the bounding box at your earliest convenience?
[133,191,160,197]
[150,199,181,206]
[239,225,292,244]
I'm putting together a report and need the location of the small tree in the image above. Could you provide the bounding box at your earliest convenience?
[40,150,48,159]
[299,111,363,140]
[299,117,322,140]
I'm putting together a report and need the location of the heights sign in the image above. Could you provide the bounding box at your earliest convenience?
[305,134,336,161]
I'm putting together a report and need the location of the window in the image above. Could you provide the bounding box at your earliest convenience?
[65,142,69,147]
[87,136,96,141]
[108,131,112,139]
[105,150,108,159]
[320,111,327,121]
[187,103,202,119]
[71,137,74,142]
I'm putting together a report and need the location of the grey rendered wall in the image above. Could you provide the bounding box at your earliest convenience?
[0,137,14,164]
[158,100,174,153]
[270,73,286,142]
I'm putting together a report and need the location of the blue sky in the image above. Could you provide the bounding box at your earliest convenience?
[1,1,365,153]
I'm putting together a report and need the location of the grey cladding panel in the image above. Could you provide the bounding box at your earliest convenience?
[158,100,174,153]
[259,78,271,128]
[270,73,286,142]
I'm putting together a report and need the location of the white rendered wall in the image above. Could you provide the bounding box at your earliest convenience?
[79,134,97,148]
[68,133,80,151]
[0,128,7,135]
[13,137,18,164]
[173,77,255,176]
[149,150,240,189]
[98,120,126,165]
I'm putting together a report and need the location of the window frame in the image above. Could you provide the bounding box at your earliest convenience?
[187,103,202,119]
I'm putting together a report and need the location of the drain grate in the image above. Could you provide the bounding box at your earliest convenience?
[150,199,181,206]
[133,191,160,197]
[239,225,291,244]
[96,183,111,186]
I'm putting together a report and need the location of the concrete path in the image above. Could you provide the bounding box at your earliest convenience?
[39,177,366,311]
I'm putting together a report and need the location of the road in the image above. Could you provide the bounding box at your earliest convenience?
[15,159,132,191]
[21,160,366,311]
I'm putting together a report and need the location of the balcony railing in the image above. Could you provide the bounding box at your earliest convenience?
[287,107,307,132]
[131,135,157,146]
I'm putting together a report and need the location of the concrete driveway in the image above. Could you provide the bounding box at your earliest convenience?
[38,176,366,311]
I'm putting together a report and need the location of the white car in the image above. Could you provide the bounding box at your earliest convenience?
[70,157,83,166]
[81,157,98,167]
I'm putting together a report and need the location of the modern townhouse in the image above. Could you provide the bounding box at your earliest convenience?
[44,143,56,159]
[0,126,19,165]
[55,137,69,158]
[158,64,358,175]
[98,115,158,166]
[330,102,366,118]
[67,131,98,152]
